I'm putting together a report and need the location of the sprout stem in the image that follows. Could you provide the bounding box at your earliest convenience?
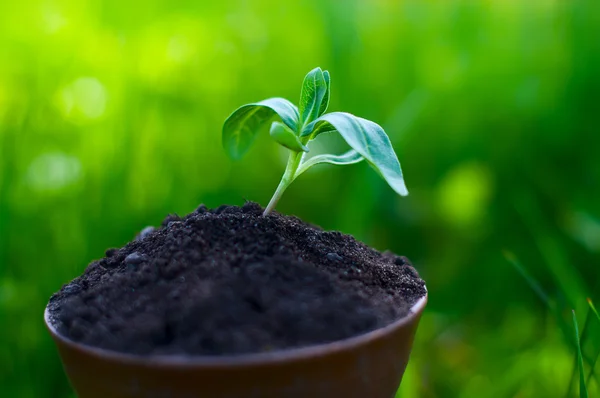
[263,151,303,216]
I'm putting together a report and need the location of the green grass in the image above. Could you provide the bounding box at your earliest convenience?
[572,310,588,398]
[586,299,600,388]
[1,0,600,397]
[588,299,600,323]
[505,250,599,397]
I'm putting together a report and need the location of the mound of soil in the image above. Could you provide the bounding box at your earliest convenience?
[47,202,426,356]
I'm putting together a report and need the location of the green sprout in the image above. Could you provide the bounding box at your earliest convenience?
[222,67,408,215]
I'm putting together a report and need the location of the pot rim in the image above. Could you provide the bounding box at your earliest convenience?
[45,287,427,368]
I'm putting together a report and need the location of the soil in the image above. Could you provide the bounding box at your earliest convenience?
[47,202,426,356]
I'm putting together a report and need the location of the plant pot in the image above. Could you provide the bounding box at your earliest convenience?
[45,291,426,398]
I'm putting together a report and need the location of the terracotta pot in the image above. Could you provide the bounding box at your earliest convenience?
[45,291,427,398]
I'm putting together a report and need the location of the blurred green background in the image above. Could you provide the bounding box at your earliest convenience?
[1,0,599,396]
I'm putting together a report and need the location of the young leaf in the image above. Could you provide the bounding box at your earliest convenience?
[319,70,331,117]
[299,67,328,124]
[301,118,337,138]
[572,310,589,398]
[302,112,408,196]
[270,122,309,152]
[222,98,299,160]
[296,150,364,177]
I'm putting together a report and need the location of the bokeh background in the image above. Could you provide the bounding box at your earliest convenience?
[1,0,599,396]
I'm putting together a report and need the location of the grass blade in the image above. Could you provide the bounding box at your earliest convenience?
[585,298,600,386]
[572,310,589,398]
[504,251,598,395]
[503,250,550,305]
[588,298,600,322]
[513,195,588,312]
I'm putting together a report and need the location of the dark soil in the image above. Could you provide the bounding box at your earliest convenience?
[47,202,426,356]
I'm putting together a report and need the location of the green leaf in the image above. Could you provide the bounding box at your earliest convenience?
[301,119,337,138]
[299,67,328,124]
[269,122,309,152]
[222,98,299,160]
[319,70,330,117]
[302,112,408,196]
[296,150,364,177]
[572,310,589,398]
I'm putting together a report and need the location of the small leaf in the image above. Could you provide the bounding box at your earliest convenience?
[222,98,299,160]
[572,310,589,398]
[319,70,331,117]
[296,150,364,177]
[301,118,337,138]
[299,67,328,124]
[303,112,408,196]
[270,122,309,152]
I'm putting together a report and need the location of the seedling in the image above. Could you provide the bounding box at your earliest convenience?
[222,67,408,215]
